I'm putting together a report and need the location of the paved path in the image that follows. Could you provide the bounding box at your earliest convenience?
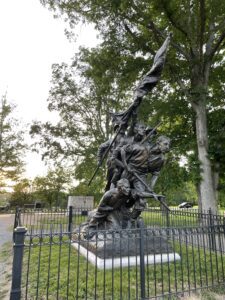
[0,214,14,247]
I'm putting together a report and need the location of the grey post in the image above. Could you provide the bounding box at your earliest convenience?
[10,226,27,300]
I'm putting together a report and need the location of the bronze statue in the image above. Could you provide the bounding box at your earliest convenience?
[97,123,128,191]
[81,178,165,238]
[148,135,171,189]
[81,35,172,238]
[88,34,171,186]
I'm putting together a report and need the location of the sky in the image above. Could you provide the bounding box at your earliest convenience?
[0,0,98,179]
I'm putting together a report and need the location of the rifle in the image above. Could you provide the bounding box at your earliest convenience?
[88,120,161,186]
[113,156,170,211]
[88,34,171,186]
[88,124,123,186]
[132,171,170,211]
[141,121,162,145]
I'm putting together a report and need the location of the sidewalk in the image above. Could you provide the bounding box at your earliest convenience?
[0,214,14,247]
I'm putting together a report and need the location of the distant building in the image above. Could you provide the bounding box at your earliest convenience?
[23,201,44,209]
[67,196,94,210]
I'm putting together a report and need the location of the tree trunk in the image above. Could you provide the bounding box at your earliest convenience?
[192,99,216,213]
[212,162,220,207]
[196,183,202,211]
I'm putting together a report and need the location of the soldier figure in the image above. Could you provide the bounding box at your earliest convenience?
[120,122,151,218]
[148,135,171,189]
[97,122,127,191]
[84,35,172,233]
[87,178,164,231]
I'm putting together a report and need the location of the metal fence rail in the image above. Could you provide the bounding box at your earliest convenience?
[16,207,225,235]
[18,207,89,235]
[143,207,225,228]
[11,224,223,299]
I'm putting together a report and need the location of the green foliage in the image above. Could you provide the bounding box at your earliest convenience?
[37,0,225,207]
[10,179,32,206]
[0,192,10,206]
[32,166,72,208]
[30,46,136,196]
[218,177,225,209]
[151,155,197,205]
[9,166,72,208]
[0,94,26,189]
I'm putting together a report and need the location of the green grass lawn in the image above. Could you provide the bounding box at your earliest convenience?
[20,207,225,235]
[0,242,13,299]
[22,213,87,232]
[23,210,203,233]
[21,236,225,299]
[142,210,199,227]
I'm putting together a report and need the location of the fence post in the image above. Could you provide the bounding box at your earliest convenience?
[139,218,146,300]
[13,207,21,228]
[223,211,225,236]
[13,207,21,242]
[10,226,27,300]
[208,208,216,251]
[166,208,170,228]
[68,206,73,233]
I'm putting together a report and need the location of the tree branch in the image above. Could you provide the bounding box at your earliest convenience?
[205,23,215,57]
[146,21,162,46]
[123,22,155,56]
[120,6,189,60]
[147,21,190,61]
[167,63,190,98]
[208,30,225,61]
[199,0,206,61]
[161,0,188,38]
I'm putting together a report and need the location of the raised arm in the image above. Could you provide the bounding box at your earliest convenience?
[97,139,112,165]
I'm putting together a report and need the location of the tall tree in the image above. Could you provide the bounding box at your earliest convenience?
[0,94,26,189]
[30,49,132,193]
[10,178,32,206]
[40,0,225,212]
[32,166,72,207]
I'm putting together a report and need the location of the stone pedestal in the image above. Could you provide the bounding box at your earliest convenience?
[72,228,180,269]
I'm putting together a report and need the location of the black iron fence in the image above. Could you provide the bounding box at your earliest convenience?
[15,206,225,235]
[143,207,225,228]
[10,222,225,299]
[17,207,88,235]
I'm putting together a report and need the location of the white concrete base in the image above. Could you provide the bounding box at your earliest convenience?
[72,243,181,270]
